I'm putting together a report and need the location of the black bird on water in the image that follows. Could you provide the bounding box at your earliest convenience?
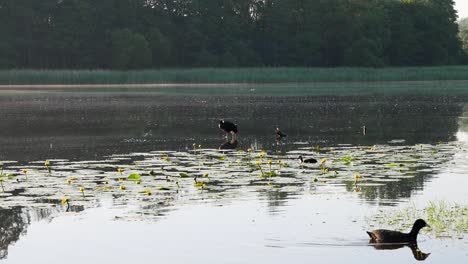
[219,120,238,136]
[275,127,287,141]
[366,219,430,244]
[298,155,318,164]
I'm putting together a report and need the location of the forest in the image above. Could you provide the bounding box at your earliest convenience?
[0,0,466,69]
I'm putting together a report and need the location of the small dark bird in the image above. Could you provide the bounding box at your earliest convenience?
[367,219,430,244]
[275,127,287,141]
[298,155,318,164]
[219,120,238,135]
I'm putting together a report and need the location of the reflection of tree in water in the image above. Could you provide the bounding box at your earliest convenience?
[0,207,27,259]
[257,188,291,214]
[458,105,468,135]
[344,164,445,203]
[0,205,84,260]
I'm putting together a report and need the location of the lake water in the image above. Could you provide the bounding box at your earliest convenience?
[0,84,468,263]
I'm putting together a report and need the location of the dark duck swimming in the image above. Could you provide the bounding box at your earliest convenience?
[367,219,430,244]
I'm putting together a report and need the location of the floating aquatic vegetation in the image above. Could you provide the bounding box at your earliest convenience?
[127,173,141,181]
[368,201,468,239]
[0,177,4,192]
[44,160,51,175]
[0,141,463,222]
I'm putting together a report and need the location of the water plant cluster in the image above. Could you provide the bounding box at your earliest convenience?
[0,141,464,226]
[369,201,468,239]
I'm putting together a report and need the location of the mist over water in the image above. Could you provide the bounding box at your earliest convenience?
[0,90,464,162]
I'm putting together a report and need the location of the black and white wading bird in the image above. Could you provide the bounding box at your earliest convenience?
[275,127,287,142]
[298,155,318,164]
[219,120,238,139]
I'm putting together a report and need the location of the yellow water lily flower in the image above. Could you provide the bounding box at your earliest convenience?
[267,160,273,165]
[194,182,206,188]
[145,190,152,196]
[320,158,327,164]
[22,169,28,174]
[354,174,362,179]
[44,160,50,167]
[61,197,68,205]
[120,185,126,190]
[255,160,261,166]
[247,148,253,152]
[79,187,85,192]
[117,168,124,173]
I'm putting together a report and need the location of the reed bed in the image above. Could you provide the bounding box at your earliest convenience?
[1,66,468,85]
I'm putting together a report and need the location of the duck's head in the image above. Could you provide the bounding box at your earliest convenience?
[414,219,430,229]
[410,219,430,235]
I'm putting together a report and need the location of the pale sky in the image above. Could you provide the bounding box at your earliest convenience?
[455,0,468,19]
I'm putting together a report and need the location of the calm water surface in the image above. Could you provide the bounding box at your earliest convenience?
[0,85,468,263]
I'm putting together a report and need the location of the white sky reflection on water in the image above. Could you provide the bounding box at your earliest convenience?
[456,131,468,141]
[4,194,468,264]
[1,93,468,263]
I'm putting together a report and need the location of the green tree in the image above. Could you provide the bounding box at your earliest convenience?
[146,28,172,67]
[0,0,466,68]
[110,29,152,69]
[344,38,384,67]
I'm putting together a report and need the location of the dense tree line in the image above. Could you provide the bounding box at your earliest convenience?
[0,0,465,69]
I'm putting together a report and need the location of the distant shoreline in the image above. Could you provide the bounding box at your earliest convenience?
[1,66,468,86]
[1,79,468,89]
